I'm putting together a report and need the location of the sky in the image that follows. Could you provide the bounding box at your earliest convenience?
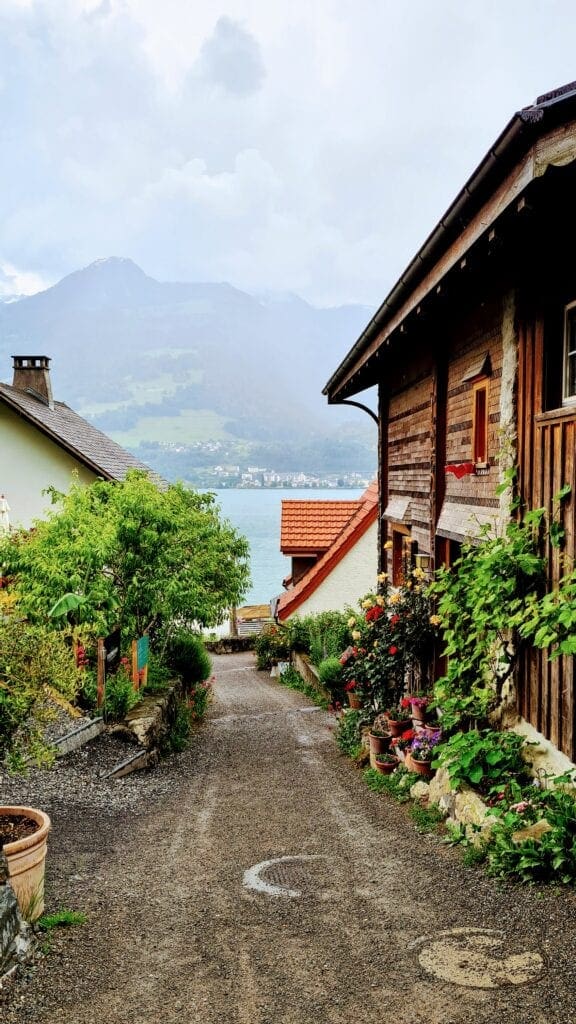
[1,0,576,305]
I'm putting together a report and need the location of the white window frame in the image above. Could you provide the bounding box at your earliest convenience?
[563,301,576,405]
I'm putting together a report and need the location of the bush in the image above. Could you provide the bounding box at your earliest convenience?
[318,656,345,705]
[0,616,81,766]
[434,728,529,797]
[254,625,290,670]
[165,630,211,689]
[335,708,371,758]
[284,611,352,665]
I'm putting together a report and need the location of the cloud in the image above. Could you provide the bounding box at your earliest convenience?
[1,1,576,305]
[197,16,266,96]
[0,261,52,298]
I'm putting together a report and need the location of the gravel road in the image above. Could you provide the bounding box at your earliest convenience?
[1,651,576,1023]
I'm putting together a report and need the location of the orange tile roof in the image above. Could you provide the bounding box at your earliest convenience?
[277,481,378,620]
[280,498,361,554]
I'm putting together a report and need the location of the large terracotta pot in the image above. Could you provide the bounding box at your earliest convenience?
[1,806,51,921]
[369,732,390,755]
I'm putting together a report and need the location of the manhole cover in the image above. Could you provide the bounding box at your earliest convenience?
[243,855,325,897]
[412,928,544,989]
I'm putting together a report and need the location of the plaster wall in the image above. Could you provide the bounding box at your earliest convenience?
[0,404,97,528]
[284,521,378,618]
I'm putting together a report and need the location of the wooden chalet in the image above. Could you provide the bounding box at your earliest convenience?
[324,82,576,759]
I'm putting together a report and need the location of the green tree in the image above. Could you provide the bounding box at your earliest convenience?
[0,472,250,638]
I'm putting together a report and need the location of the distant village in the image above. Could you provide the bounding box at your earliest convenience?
[211,468,371,489]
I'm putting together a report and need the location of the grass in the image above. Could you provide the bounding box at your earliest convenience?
[362,766,419,803]
[38,909,87,931]
[409,802,446,834]
[277,666,329,709]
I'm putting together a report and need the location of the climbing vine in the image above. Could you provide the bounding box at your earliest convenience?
[430,470,573,731]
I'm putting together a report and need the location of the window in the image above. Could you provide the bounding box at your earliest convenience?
[472,380,489,465]
[563,302,576,404]
[388,525,416,586]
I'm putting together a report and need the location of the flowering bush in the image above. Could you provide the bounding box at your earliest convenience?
[338,572,439,713]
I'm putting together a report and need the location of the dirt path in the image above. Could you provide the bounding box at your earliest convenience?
[2,652,576,1023]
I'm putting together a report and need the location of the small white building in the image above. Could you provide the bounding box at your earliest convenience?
[276,482,378,621]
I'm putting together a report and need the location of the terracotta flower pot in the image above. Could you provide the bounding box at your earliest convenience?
[405,753,433,778]
[374,755,399,775]
[386,717,411,737]
[410,702,428,723]
[369,732,390,755]
[347,693,363,710]
[1,806,51,921]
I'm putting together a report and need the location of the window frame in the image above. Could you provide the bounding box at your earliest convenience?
[563,301,576,406]
[471,378,489,467]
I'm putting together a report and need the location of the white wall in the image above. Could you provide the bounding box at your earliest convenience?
[285,520,378,618]
[0,404,97,528]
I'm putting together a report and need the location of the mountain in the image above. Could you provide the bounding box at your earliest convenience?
[0,258,377,478]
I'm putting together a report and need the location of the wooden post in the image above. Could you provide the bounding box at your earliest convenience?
[97,638,105,709]
[131,639,139,691]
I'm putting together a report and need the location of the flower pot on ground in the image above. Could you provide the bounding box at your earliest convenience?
[405,752,433,777]
[374,752,399,775]
[0,806,51,921]
[369,730,391,756]
[406,732,441,779]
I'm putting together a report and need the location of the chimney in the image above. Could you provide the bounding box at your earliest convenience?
[12,355,54,409]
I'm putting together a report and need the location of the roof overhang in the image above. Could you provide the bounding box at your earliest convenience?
[324,82,576,403]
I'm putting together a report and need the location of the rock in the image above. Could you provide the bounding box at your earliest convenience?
[410,780,430,800]
[429,766,456,815]
[0,876,29,977]
[512,819,553,844]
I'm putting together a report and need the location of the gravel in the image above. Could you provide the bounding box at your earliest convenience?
[1,651,576,1023]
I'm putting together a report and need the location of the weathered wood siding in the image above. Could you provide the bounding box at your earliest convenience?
[517,318,576,759]
[387,357,434,554]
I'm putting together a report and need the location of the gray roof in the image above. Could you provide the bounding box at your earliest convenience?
[0,382,163,485]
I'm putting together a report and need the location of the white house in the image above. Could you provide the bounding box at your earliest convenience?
[0,355,157,529]
[276,481,378,621]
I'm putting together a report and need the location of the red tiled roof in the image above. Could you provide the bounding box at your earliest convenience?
[277,481,378,620]
[280,498,361,554]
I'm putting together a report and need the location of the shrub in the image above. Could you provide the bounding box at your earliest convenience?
[318,656,345,705]
[254,625,290,670]
[0,615,81,766]
[434,728,529,796]
[165,630,212,689]
[335,708,371,758]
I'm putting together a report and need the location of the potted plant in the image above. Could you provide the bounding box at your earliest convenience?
[368,725,390,756]
[385,706,412,737]
[392,727,416,762]
[407,694,431,723]
[405,732,441,777]
[0,806,51,921]
[374,751,399,776]
[344,681,364,709]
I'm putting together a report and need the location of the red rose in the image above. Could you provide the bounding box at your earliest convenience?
[389,645,398,655]
[390,614,400,626]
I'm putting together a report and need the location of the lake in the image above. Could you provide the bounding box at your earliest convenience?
[213,488,363,606]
